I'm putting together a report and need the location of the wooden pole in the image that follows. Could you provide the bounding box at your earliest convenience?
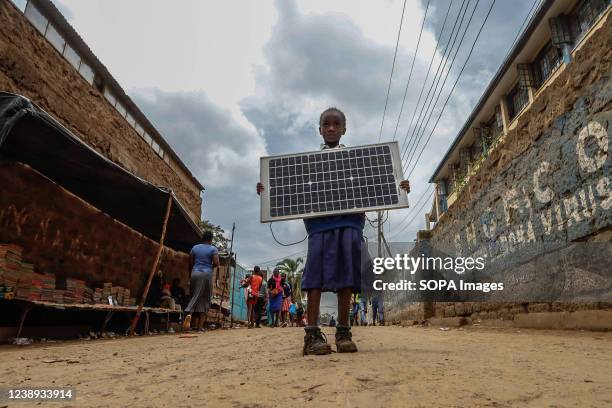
[217,223,235,326]
[129,193,173,335]
[229,225,238,327]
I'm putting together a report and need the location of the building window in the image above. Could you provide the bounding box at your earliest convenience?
[103,88,116,106]
[569,0,611,41]
[533,42,563,87]
[24,2,48,34]
[63,44,81,70]
[78,61,95,84]
[135,123,145,137]
[11,0,27,12]
[45,24,65,53]
[438,181,448,213]
[126,113,136,127]
[572,0,610,38]
[115,102,127,118]
[506,84,529,120]
[144,133,153,145]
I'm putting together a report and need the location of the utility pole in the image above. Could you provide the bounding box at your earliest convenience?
[228,223,237,327]
[217,223,235,327]
[377,211,382,259]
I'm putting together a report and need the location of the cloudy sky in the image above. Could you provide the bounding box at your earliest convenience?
[49,0,537,268]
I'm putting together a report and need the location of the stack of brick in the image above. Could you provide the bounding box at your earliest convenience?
[64,278,87,304]
[0,244,22,289]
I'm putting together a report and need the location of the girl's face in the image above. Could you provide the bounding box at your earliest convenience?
[319,111,346,146]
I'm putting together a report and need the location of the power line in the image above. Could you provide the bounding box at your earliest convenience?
[386,184,433,236]
[378,0,408,142]
[504,0,541,62]
[406,0,497,178]
[398,0,470,164]
[388,189,435,239]
[253,248,308,267]
[390,0,432,141]
[402,0,478,172]
[395,0,456,156]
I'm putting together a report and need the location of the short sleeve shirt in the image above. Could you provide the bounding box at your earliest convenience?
[190,244,218,272]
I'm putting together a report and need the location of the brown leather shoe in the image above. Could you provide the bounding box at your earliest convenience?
[303,327,332,356]
[335,325,358,353]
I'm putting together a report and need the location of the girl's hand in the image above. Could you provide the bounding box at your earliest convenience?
[399,180,410,193]
[256,182,264,195]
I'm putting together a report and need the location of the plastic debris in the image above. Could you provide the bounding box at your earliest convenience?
[12,338,33,346]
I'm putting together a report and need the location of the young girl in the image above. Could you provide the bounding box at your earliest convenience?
[257,107,410,355]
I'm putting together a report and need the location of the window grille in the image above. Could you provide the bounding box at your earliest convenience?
[506,84,529,120]
[549,15,573,46]
[573,0,610,36]
[532,42,563,87]
[517,64,537,89]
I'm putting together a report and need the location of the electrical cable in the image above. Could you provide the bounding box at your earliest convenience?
[390,0,432,141]
[378,0,408,142]
[388,189,435,239]
[398,0,470,164]
[386,184,433,236]
[254,248,308,267]
[269,223,307,247]
[395,0,456,153]
[403,0,483,172]
[402,0,477,172]
[406,0,497,178]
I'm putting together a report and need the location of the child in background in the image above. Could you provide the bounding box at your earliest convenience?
[289,300,297,327]
[257,107,410,355]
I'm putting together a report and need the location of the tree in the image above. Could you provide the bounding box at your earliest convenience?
[276,257,304,305]
[198,220,230,250]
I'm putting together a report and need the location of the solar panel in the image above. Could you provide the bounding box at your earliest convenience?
[260,141,409,222]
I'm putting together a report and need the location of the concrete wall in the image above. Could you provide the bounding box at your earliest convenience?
[0,161,190,297]
[0,0,202,222]
[408,13,612,322]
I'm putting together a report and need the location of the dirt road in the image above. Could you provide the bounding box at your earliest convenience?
[1,325,611,408]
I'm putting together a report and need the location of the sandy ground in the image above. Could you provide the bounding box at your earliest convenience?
[1,325,611,408]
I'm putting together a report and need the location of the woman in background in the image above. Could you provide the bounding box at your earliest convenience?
[184,230,220,331]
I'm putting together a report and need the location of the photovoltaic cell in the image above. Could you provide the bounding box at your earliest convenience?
[260,142,409,222]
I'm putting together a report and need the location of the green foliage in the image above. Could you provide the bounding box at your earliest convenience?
[198,219,230,249]
[275,257,304,305]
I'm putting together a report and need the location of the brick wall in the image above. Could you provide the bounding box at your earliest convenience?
[0,161,190,297]
[0,0,202,222]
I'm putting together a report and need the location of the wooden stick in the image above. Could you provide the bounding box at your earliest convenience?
[216,223,235,326]
[129,193,173,335]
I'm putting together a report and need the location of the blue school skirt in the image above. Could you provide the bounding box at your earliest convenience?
[301,227,362,293]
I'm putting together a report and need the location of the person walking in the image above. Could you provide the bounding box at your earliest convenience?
[247,267,263,328]
[267,268,283,327]
[254,268,267,328]
[184,231,220,331]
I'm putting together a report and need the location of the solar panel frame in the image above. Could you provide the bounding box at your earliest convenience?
[260,141,409,223]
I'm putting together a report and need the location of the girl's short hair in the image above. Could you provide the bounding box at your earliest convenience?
[319,107,346,126]
[202,230,214,242]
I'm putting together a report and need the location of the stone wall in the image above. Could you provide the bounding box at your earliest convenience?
[421,13,611,321]
[0,0,202,222]
[0,161,189,297]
